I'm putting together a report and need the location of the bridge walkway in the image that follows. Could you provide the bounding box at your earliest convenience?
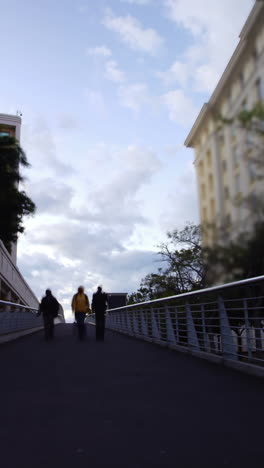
[0,324,263,468]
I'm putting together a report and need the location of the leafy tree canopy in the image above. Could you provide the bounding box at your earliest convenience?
[0,136,36,252]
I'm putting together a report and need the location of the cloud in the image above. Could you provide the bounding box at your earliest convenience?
[86,45,112,57]
[161,89,199,126]
[57,114,78,130]
[118,82,149,111]
[160,162,199,231]
[120,0,152,4]
[102,9,164,55]
[163,0,254,94]
[27,179,74,216]
[157,61,189,87]
[105,60,126,83]
[84,89,107,116]
[22,119,74,176]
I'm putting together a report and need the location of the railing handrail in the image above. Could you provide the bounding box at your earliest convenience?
[107,274,264,313]
[0,300,38,311]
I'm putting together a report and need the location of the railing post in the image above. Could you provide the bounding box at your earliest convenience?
[133,310,140,336]
[201,303,208,351]
[243,299,252,360]
[126,310,133,335]
[185,303,199,351]
[151,308,160,341]
[165,306,176,344]
[218,296,238,361]
[140,310,148,337]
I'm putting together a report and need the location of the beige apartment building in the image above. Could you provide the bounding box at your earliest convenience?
[0,113,22,263]
[185,1,264,245]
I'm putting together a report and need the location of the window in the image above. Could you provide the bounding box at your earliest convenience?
[222,160,227,172]
[201,184,206,198]
[233,146,239,167]
[239,71,244,88]
[210,199,215,218]
[255,78,263,101]
[198,161,204,178]
[202,207,207,222]
[206,150,212,168]
[208,174,213,191]
[241,98,247,110]
[249,161,257,182]
[235,174,240,194]
[224,187,229,199]
[252,47,258,63]
[0,131,10,137]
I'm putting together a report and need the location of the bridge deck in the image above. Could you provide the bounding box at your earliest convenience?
[1,324,263,468]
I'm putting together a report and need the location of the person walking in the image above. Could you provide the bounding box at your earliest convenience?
[37,289,60,341]
[92,286,108,341]
[71,286,90,340]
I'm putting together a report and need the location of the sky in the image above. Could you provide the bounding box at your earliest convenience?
[1,0,254,320]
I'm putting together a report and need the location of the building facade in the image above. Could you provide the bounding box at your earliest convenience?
[185,2,264,245]
[0,113,22,263]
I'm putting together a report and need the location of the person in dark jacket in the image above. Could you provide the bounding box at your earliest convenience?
[38,289,60,341]
[92,286,108,341]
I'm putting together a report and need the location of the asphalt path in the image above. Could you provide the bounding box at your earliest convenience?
[0,324,263,468]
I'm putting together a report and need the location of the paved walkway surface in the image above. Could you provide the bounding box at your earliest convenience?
[0,324,263,468]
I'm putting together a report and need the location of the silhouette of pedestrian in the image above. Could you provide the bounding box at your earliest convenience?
[37,289,60,341]
[92,286,108,341]
[71,286,90,340]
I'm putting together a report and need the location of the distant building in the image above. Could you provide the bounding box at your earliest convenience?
[185,1,264,245]
[0,113,22,263]
[107,293,127,309]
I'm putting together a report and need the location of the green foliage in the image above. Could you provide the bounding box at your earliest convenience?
[0,136,36,252]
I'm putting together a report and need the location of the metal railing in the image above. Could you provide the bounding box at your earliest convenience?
[104,275,264,368]
[0,300,41,335]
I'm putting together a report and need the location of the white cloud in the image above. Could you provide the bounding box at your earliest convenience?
[160,162,199,231]
[22,119,73,176]
[162,0,254,94]
[118,83,149,110]
[102,9,164,55]
[120,0,152,4]
[105,60,126,83]
[157,60,189,87]
[84,89,107,116]
[161,89,198,126]
[86,45,112,57]
[18,143,163,313]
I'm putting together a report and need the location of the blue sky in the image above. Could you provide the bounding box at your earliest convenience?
[1,0,254,319]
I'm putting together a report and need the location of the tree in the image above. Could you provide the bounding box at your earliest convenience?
[158,223,206,292]
[128,223,205,304]
[0,136,36,252]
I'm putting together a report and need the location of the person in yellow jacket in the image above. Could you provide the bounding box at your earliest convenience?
[71,286,90,340]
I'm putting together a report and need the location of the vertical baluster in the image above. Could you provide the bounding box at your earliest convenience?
[185,303,199,351]
[243,299,252,361]
[218,296,238,361]
[165,306,176,344]
[141,310,148,337]
[151,308,160,341]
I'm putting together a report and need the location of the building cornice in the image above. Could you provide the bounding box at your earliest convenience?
[0,113,22,125]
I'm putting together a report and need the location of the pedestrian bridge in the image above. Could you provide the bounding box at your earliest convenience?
[0,276,264,467]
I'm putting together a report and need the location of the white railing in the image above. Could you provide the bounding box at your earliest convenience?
[104,275,264,369]
[0,300,41,335]
[0,300,65,333]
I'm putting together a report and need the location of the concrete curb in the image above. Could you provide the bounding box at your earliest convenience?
[0,326,44,344]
